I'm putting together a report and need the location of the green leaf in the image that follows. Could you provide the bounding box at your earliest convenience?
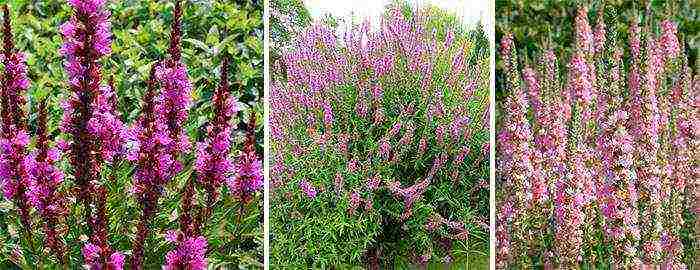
[184,38,211,54]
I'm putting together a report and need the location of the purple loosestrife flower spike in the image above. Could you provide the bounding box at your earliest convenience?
[637,33,665,264]
[387,154,448,220]
[163,232,208,270]
[299,179,317,199]
[27,101,68,263]
[593,10,606,55]
[574,7,593,56]
[129,65,172,269]
[228,113,263,203]
[82,241,125,270]
[59,0,112,232]
[660,20,680,60]
[348,191,361,216]
[1,5,28,132]
[195,56,236,218]
[323,101,333,129]
[156,0,192,173]
[497,32,548,264]
[89,82,127,163]
[0,4,32,240]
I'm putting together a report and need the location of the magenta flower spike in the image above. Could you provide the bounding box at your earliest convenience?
[130,1,191,267]
[27,101,68,263]
[0,4,32,238]
[156,0,192,173]
[58,0,113,231]
[659,20,680,60]
[195,56,236,210]
[299,179,317,199]
[574,7,593,56]
[89,82,127,164]
[163,230,207,270]
[227,113,263,204]
[128,65,173,269]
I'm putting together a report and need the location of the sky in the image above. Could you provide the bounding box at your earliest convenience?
[304,0,493,33]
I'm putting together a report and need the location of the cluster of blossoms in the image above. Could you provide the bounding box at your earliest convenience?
[0,5,31,234]
[496,6,697,269]
[162,230,208,270]
[58,0,115,218]
[226,113,264,204]
[59,0,127,268]
[271,3,489,266]
[154,0,192,168]
[27,102,68,263]
[126,0,194,267]
[194,56,235,201]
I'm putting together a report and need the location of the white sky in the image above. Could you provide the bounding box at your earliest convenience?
[304,0,492,33]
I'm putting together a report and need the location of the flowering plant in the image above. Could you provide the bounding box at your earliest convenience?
[0,0,263,268]
[271,2,490,267]
[496,5,697,269]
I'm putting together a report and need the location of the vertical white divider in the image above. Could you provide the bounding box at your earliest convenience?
[263,0,270,268]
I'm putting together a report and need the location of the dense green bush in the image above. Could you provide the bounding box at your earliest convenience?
[270,1,490,268]
[0,0,263,268]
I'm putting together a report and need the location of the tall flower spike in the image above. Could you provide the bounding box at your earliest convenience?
[1,5,28,131]
[574,6,593,56]
[59,0,113,232]
[0,4,32,239]
[27,100,67,263]
[168,0,182,63]
[196,56,234,197]
[155,0,192,174]
[659,20,680,60]
[195,56,237,229]
[129,65,172,269]
[89,78,127,163]
[228,112,263,204]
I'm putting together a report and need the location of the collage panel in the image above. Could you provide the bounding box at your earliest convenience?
[495,1,697,269]
[269,0,491,268]
[0,0,696,269]
[0,0,263,269]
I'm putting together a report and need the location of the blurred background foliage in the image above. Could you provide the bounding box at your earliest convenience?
[270,0,489,77]
[269,0,310,80]
[495,0,698,100]
[0,0,263,268]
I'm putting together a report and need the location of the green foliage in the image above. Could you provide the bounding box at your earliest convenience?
[270,1,490,268]
[269,0,310,71]
[0,0,263,268]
